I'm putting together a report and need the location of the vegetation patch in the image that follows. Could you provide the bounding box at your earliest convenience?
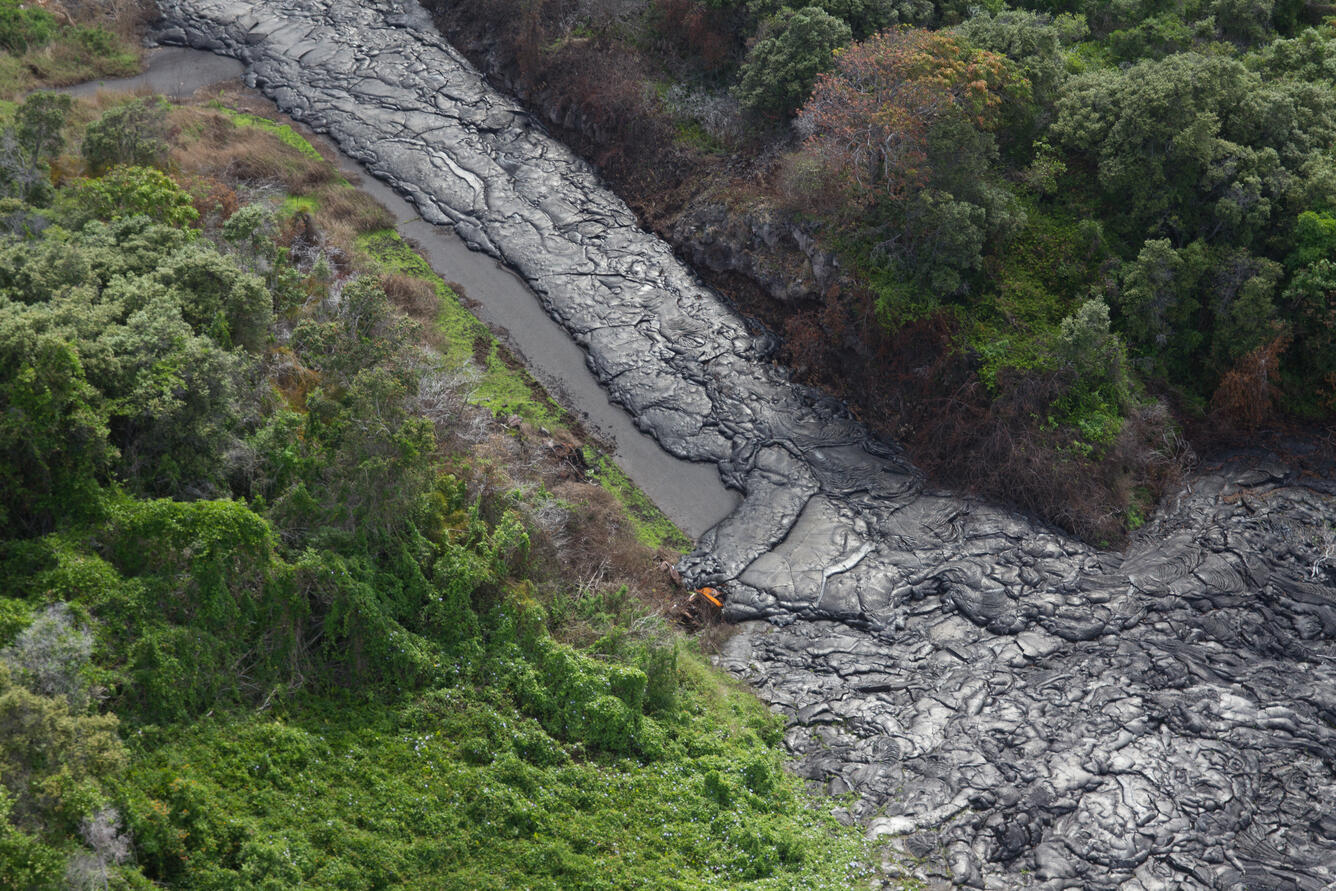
[582,447,693,551]
[211,102,332,165]
[0,0,141,99]
[358,227,571,429]
[0,72,890,887]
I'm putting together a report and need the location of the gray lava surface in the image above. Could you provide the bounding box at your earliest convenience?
[155,1,1336,885]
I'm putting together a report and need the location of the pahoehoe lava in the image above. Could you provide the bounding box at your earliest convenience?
[154,1,1336,885]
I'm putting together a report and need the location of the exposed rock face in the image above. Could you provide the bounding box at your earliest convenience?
[155,1,1336,885]
[668,199,839,304]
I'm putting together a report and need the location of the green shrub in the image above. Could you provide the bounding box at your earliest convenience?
[72,26,117,57]
[0,307,112,537]
[82,98,169,174]
[0,1,55,54]
[14,92,72,164]
[0,663,126,836]
[60,165,199,229]
[735,7,851,116]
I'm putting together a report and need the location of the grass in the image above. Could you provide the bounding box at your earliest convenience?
[211,103,331,163]
[281,194,318,216]
[0,24,141,99]
[583,447,692,550]
[673,117,729,155]
[170,106,339,196]
[358,227,569,429]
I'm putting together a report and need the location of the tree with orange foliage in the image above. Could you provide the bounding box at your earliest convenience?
[1211,332,1291,429]
[798,28,1027,203]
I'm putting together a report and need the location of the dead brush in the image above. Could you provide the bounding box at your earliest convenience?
[688,607,736,653]
[66,86,140,131]
[54,0,156,38]
[382,272,441,323]
[311,184,395,235]
[169,107,336,195]
[176,173,241,229]
[548,480,677,602]
[267,346,320,411]
[308,217,365,274]
[1210,333,1291,431]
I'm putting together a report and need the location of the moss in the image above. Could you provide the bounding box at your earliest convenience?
[674,117,728,155]
[1126,486,1153,531]
[280,194,317,216]
[209,104,328,163]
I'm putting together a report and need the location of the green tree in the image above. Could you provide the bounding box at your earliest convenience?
[1201,0,1277,46]
[957,9,1084,109]
[1246,27,1336,81]
[901,187,988,294]
[1280,259,1336,411]
[1051,53,1336,244]
[735,7,852,116]
[59,166,199,230]
[1114,238,1210,377]
[100,297,255,496]
[1208,250,1281,373]
[291,276,413,385]
[1287,210,1336,270]
[285,367,437,543]
[749,0,934,36]
[81,98,169,174]
[0,790,63,891]
[0,306,111,537]
[150,243,272,351]
[0,663,126,836]
[14,93,72,164]
[1106,12,1193,61]
[1057,297,1133,405]
[0,92,71,207]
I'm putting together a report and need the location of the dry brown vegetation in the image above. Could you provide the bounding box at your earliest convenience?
[433,0,708,204]
[381,271,441,321]
[314,184,394,234]
[39,0,156,39]
[780,296,1190,544]
[169,108,337,195]
[446,416,707,642]
[166,103,394,266]
[1211,333,1291,431]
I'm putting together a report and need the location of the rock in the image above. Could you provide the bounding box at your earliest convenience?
[669,199,835,304]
